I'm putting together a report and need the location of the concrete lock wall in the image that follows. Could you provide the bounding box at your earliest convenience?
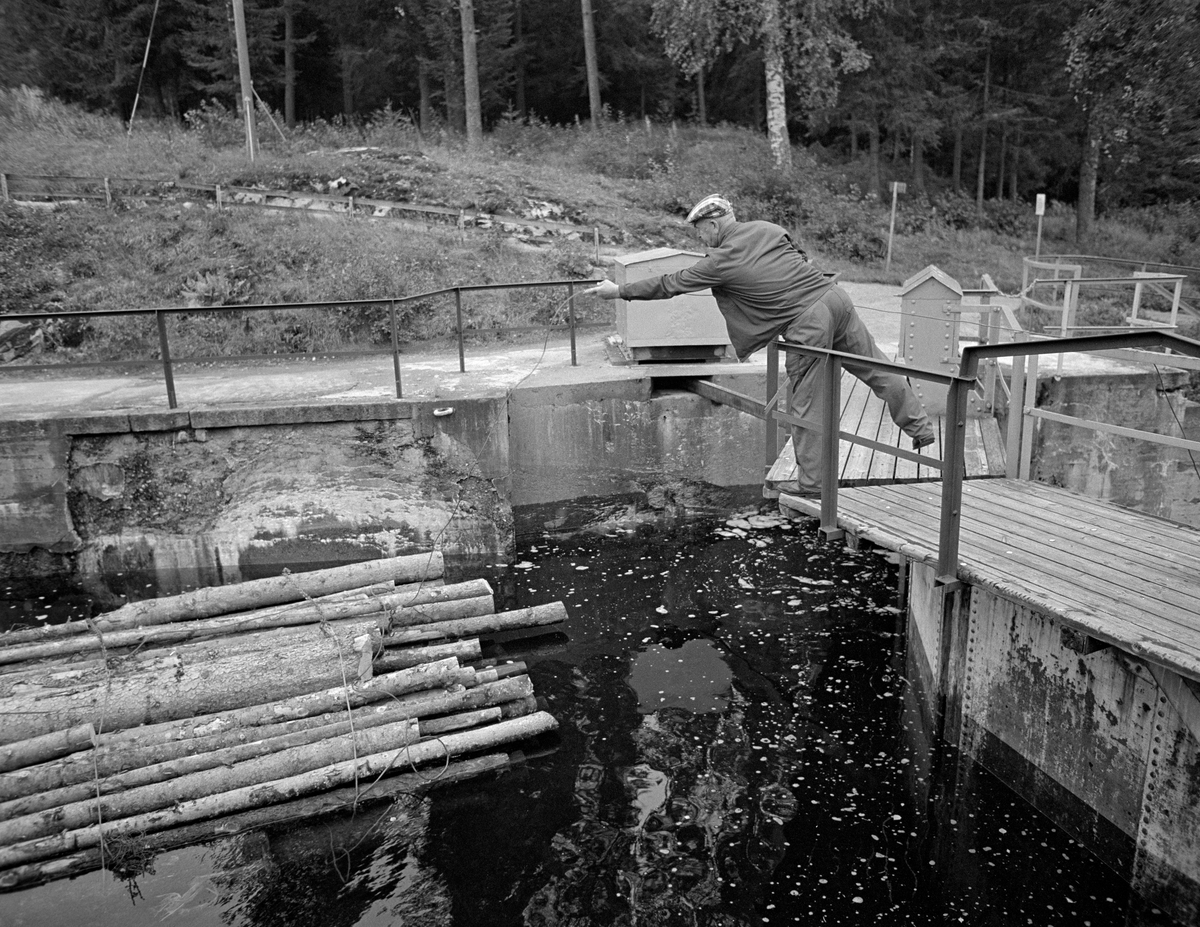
[0,377,766,604]
[907,561,1200,925]
[1018,363,1200,527]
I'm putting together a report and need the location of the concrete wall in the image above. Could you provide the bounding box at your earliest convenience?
[1022,364,1200,526]
[908,562,1200,924]
[0,374,766,604]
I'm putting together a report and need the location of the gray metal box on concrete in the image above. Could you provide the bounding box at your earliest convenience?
[611,249,730,360]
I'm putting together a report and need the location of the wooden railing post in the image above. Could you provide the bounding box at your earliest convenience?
[819,355,843,540]
[765,342,780,479]
[567,281,578,366]
[390,300,403,399]
[454,288,466,372]
[156,311,178,410]
[1005,353,1026,478]
[936,375,969,589]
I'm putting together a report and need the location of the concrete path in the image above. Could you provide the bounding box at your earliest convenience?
[0,283,907,419]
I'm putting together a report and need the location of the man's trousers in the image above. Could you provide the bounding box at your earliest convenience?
[782,285,933,494]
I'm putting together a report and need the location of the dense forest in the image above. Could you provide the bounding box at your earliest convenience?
[2,0,1199,238]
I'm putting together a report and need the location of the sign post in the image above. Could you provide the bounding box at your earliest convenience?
[885,181,906,273]
[1034,193,1046,258]
[232,0,259,162]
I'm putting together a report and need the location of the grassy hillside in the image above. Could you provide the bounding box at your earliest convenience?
[2,87,1197,361]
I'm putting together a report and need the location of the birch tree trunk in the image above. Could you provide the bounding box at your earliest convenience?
[762,0,792,172]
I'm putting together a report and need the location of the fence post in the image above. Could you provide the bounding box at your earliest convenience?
[156,311,178,410]
[104,177,112,209]
[390,301,403,399]
[455,289,466,372]
[765,342,780,478]
[819,355,844,540]
[215,185,223,210]
[936,376,969,588]
[567,282,577,366]
[593,228,600,263]
[1005,352,1027,478]
[0,173,8,201]
[348,194,355,218]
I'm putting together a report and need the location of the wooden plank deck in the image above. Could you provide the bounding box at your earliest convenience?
[778,478,1200,684]
[765,367,1006,490]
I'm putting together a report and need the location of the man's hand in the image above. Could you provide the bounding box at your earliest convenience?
[583,280,619,300]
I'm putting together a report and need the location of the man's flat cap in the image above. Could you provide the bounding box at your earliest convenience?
[686,194,733,223]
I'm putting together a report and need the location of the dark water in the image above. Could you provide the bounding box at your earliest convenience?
[0,507,1173,926]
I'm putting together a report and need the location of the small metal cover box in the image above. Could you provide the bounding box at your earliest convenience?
[611,249,730,359]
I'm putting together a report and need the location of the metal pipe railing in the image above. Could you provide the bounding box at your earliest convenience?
[1,278,602,409]
[765,329,1200,592]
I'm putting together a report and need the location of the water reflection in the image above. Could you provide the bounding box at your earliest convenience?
[0,507,1170,926]
[628,638,733,714]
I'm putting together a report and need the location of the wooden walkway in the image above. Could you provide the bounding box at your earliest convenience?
[778,478,1200,684]
[765,367,1007,488]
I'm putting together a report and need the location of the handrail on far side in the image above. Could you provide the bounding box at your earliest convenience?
[765,329,1200,593]
[1,278,603,408]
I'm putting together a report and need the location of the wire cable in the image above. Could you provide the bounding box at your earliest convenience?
[126,0,162,135]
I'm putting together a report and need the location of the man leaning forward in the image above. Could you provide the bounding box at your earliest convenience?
[585,194,934,497]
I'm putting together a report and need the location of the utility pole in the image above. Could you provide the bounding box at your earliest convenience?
[460,0,483,149]
[580,0,602,127]
[232,0,259,161]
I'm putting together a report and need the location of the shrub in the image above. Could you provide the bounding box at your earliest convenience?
[182,100,245,149]
[578,120,681,180]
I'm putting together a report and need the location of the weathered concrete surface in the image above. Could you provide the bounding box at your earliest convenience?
[908,561,1200,925]
[58,402,511,604]
[0,353,771,603]
[1027,360,1195,522]
[508,375,766,507]
[0,421,80,555]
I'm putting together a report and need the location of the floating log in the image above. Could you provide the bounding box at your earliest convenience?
[0,658,467,801]
[364,674,535,725]
[0,753,510,893]
[94,552,445,631]
[421,707,503,736]
[0,621,381,745]
[0,577,439,650]
[0,711,559,870]
[383,602,567,645]
[0,581,476,665]
[0,677,534,818]
[0,580,488,676]
[0,717,422,846]
[374,639,482,672]
[0,723,95,775]
[499,695,540,718]
[0,699,435,819]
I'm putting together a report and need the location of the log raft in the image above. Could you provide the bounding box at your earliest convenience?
[0,555,564,891]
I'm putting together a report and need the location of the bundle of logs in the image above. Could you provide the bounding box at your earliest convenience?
[0,552,563,891]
